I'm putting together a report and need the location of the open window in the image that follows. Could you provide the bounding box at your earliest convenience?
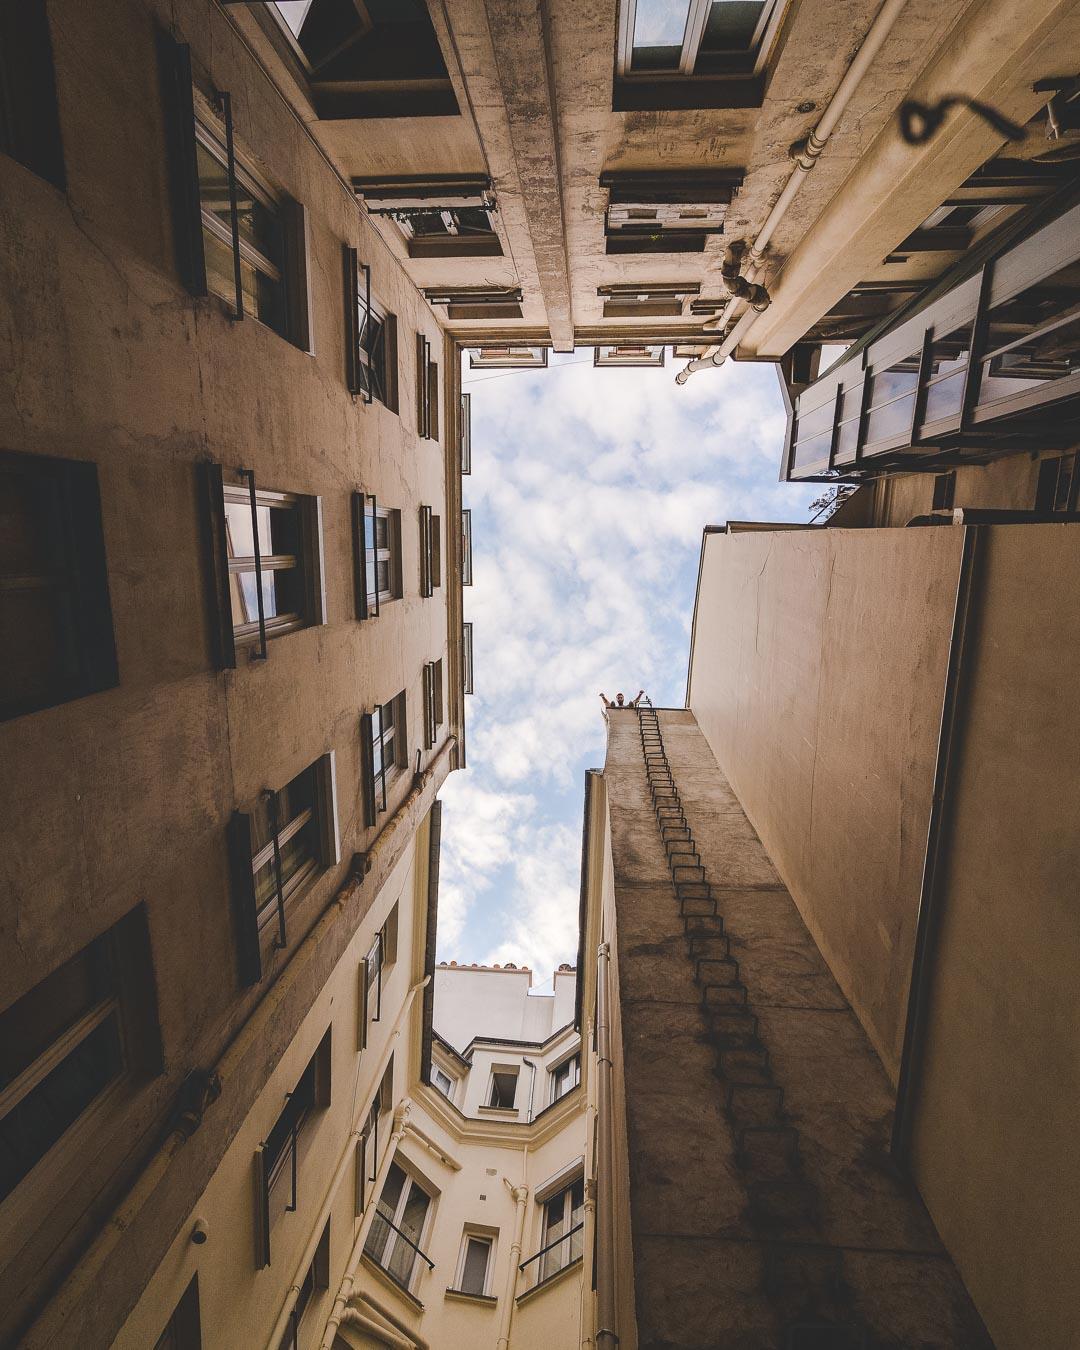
[423,286,524,321]
[614,0,788,109]
[453,1230,495,1298]
[550,1053,581,1104]
[422,660,444,750]
[227,755,339,985]
[157,42,312,349]
[260,1,459,119]
[343,246,399,408]
[600,169,741,254]
[597,281,700,318]
[468,346,548,370]
[0,0,65,189]
[486,1068,519,1111]
[0,450,118,722]
[361,692,408,826]
[200,464,325,668]
[416,335,440,440]
[594,344,667,367]
[352,493,401,619]
[419,506,441,597]
[255,1029,332,1267]
[0,908,161,1212]
[364,1160,436,1292]
[432,1067,456,1102]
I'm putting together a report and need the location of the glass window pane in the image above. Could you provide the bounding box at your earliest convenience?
[793,430,832,471]
[461,1238,489,1295]
[923,370,966,423]
[869,355,920,407]
[702,0,765,51]
[928,322,973,378]
[835,417,860,461]
[795,400,834,442]
[224,500,272,558]
[0,941,111,1090]
[632,0,691,68]
[978,263,1080,405]
[865,396,915,446]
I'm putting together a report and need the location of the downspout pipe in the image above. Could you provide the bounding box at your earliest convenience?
[339,1307,416,1349]
[522,1056,538,1124]
[676,0,909,384]
[496,1163,530,1350]
[595,942,618,1347]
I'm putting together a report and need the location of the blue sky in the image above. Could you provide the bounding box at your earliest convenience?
[436,350,818,982]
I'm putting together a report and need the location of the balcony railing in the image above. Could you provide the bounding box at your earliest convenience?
[518,1221,584,1288]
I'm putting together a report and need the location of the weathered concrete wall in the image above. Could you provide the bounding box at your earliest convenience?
[604,707,988,1347]
[0,0,458,1341]
[688,527,964,1078]
[911,524,1080,1350]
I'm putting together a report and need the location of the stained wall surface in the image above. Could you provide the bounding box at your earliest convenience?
[687,526,964,1078]
[603,708,988,1347]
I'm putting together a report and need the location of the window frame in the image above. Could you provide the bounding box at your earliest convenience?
[460,392,472,474]
[486,1067,519,1111]
[278,1217,330,1350]
[549,1052,581,1104]
[462,509,473,587]
[536,1174,585,1283]
[416,335,440,439]
[363,1158,436,1293]
[361,692,408,826]
[422,659,444,751]
[343,246,399,409]
[352,493,401,620]
[419,506,441,598]
[454,1231,496,1298]
[227,754,339,986]
[0,449,119,723]
[616,0,786,79]
[463,622,475,697]
[254,1029,332,1269]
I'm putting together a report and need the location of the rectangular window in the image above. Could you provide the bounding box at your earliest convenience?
[977,260,1080,410]
[601,171,740,254]
[460,392,472,474]
[394,205,502,259]
[1035,454,1078,514]
[255,1030,332,1268]
[550,1054,581,1103]
[467,346,548,369]
[456,1233,494,1297]
[487,1069,518,1110]
[422,659,444,750]
[227,755,338,985]
[356,1060,392,1212]
[539,1176,585,1282]
[0,910,159,1208]
[0,450,118,722]
[0,0,65,188]
[352,493,401,619]
[361,692,407,825]
[153,1275,202,1350]
[462,509,473,587]
[463,621,475,696]
[343,247,399,408]
[432,1068,454,1101]
[594,344,666,367]
[616,0,785,81]
[419,507,441,597]
[278,1218,329,1350]
[202,466,324,667]
[416,335,440,439]
[364,1160,435,1292]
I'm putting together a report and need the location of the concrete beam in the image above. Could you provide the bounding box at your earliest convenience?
[480,0,575,350]
[743,0,1079,359]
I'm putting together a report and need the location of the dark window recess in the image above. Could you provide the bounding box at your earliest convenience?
[153,1275,202,1350]
[343,246,399,409]
[0,908,161,1207]
[0,0,65,188]
[932,472,956,512]
[488,1071,518,1109]
[199,464,322,670]
[0,451,118,723]
[416,335,440,440]
[393,205,502,259]
[419,506,440,597]
[227,756,336,986]
[423,287,523,322]
[255,1029,332,1268]
[1035,454,1078,513]
[461,392,472,474]
[278,1218,330,1350]
[263,0,459,119]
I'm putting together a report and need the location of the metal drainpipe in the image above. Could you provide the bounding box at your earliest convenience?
[595,942,618,1347]
[338,1307,417,1349]
[496,1158,530,1350]
[676,0,910,384]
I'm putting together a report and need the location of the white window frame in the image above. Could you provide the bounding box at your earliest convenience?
[616,0,786,80]
[537,1172,585,1283]
[365,1159,436,1293]
[432,1066,455,1102]
[549,1052,581,1104]
[486,1066,519,1111]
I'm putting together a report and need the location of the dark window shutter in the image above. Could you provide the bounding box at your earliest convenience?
[282,197,312,352]
[198,462,236,669]
[0,1,66,190]
[383,315,400,414]
[360,713,377,828]
[416,332,428,436]
[226,810,261,986]
[428,361,440,440]
[431,514,441,589]
[156,29,206,296]
[254,1144,271,1268]
[343,244,361,394]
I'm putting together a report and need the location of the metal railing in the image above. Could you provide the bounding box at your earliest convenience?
[367,1212,436,1281]
[518,1221,584,1281]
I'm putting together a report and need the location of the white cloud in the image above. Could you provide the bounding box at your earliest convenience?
[438,351,817,979]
